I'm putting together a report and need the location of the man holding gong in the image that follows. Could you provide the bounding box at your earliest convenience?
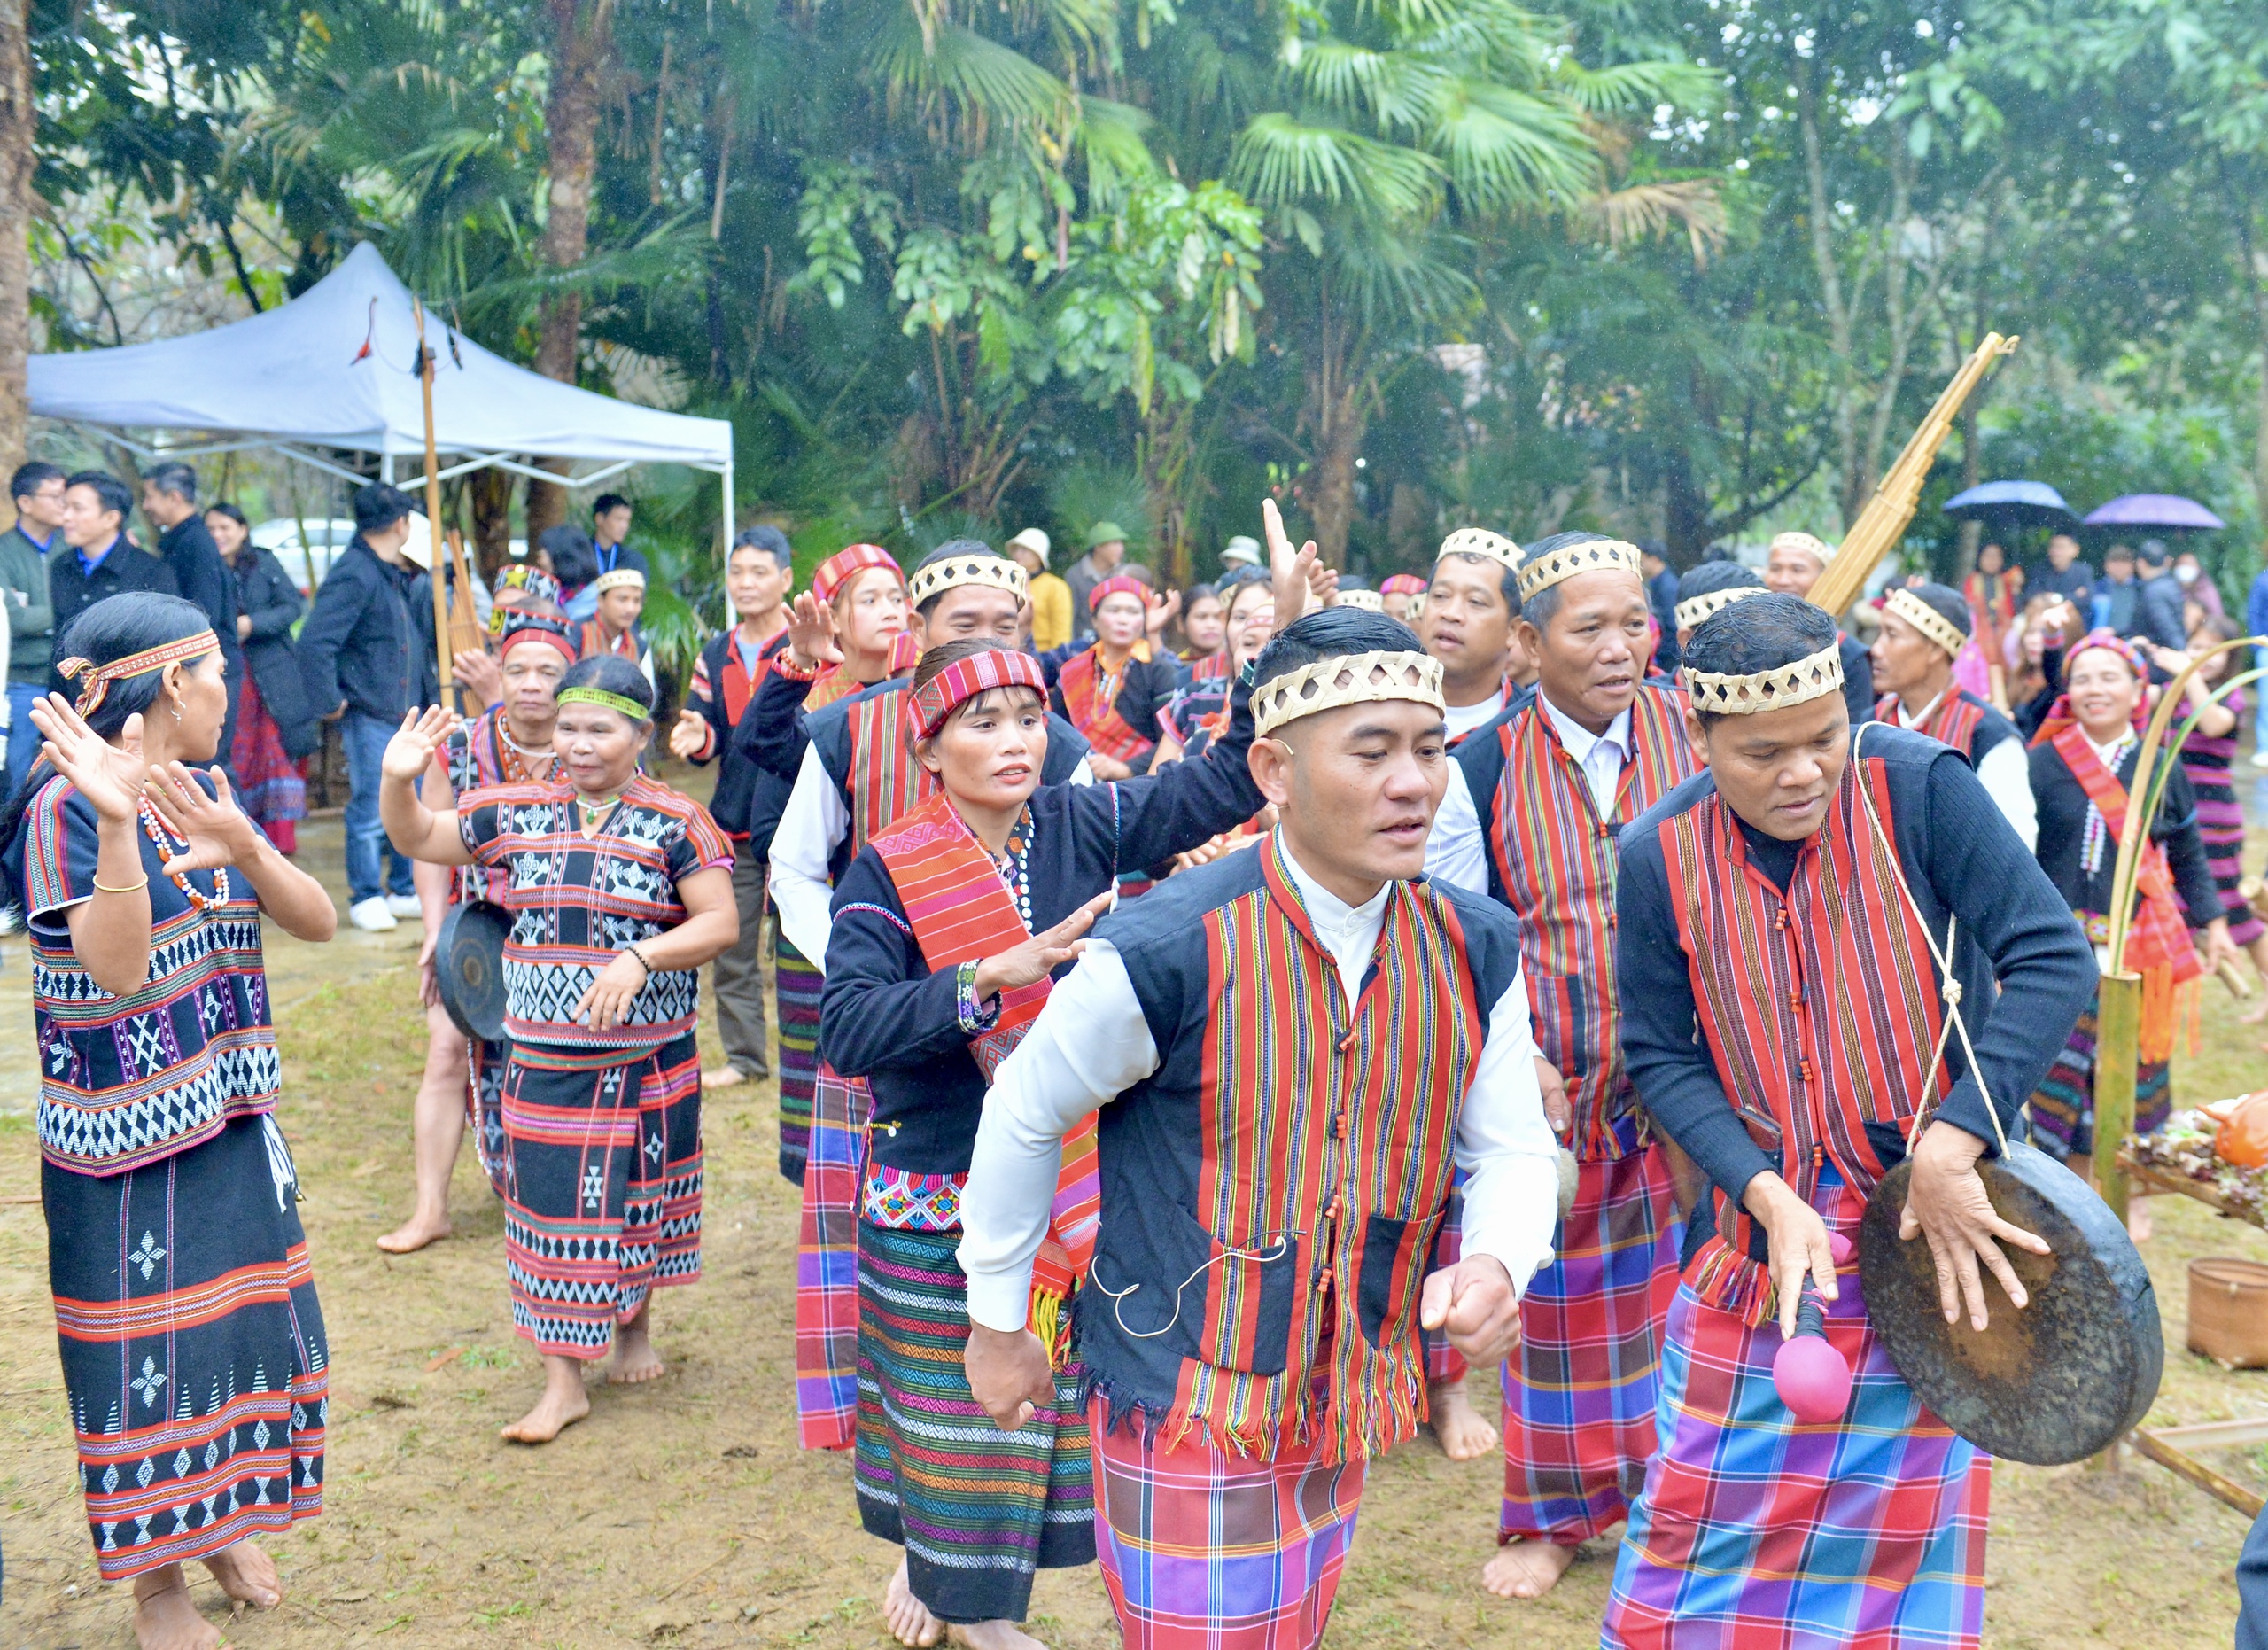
[1604,594,2093,1647]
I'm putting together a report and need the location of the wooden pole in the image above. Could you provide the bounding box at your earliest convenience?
[2129,1428,2268,1517]
[413,296,452,695]
[2093,969,2140,1233]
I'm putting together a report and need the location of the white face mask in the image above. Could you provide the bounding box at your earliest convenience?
[2175,564,2200,585]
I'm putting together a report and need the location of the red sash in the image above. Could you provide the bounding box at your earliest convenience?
[869,791,1100,1358]
[2050,726,2202,1011]
[1057,645,1154,766]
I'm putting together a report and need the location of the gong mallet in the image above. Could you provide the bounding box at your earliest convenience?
[1774,1233,1857,1424]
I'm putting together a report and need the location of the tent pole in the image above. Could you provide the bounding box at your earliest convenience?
[720,455,737,627]
[414,298,452,697]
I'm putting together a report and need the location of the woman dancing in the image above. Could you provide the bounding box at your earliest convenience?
[377,655,738,1442]
[1,592,337,1650]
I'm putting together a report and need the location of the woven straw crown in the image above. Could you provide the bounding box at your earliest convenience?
[1254,650,1445,737]
[1337,588,1385,611]
[1516,537,1643,604]
[907,553,1028,610]
[1674,584,1762,634]
[1436,528,1521,572]
[1683,641,1845,717]
[1883,587,1969,659]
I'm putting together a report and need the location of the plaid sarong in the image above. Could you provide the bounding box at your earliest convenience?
[1501,1119,1682,1544]
[1604,1174,1989,1649]
[854,1223,1094,1623]
[774,937,824,1184]
[795,1060,871,1449]
[1090,1397,1368,1649]
[1423,1187,1465,1386]
[2028,987,2171,1162]
[499,1036,703,1358]
[46,1115,329,1580]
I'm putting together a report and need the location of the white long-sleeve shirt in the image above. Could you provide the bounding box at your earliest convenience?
[956,837,1563,1333]
[770,735,1096,965]
[1890,690,2038,852]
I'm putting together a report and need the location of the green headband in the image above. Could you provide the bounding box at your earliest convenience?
[557,685,653,722]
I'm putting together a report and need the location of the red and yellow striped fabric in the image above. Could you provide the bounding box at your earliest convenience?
[1057,644,1156,766]
[844,687,933,851]
[1880,689,1987,758]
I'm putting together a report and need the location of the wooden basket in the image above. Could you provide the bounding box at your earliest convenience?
[2187,1258,2268,1368]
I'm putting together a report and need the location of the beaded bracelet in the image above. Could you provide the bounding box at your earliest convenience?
[955,961,1001,1034]
[770,650,826,682]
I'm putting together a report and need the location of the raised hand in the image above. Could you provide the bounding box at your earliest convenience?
[971,891,1114,1001]
[668,709,710,761]
[785,591,843,671]
[1262,497,1321,627]
[29,693,143,823]
[452,646,502,712]
[382,705,459,783]
[1146,588,1182,640]
[142,761,262,873]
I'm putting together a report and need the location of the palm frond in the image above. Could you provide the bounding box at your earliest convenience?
[1570,177,1727,266]
[877,16,1073,143]
[1230,113,1443,217]
[1429,82,1600,214]
[1548,58,1715,118]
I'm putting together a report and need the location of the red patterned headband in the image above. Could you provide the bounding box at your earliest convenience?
[814,543,903,604]
[1089,573,1148,613]
[57,629,220,717]
[888,630,921,674]
[906,648,1048,739]
[499,614,579,665]
[1379,573,1429,597]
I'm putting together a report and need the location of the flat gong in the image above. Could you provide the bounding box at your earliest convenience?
[1859,1141,2161,1465]
[435,899,511,1046]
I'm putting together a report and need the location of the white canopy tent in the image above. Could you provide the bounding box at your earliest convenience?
[28,241,734,555]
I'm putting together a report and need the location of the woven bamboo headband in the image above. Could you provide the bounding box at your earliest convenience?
[591,567,646,595]
[1516,537,1644,605]
[1882,587,1969,659]
[1683,641,1845,717]
[908,553,1028,610]
[1674,584,1762,634]
[557,685,653,721]
[58,630,220,717]
[1254,650,1445,737]
[1435,528,1521,573]
[906,648,1049,739]
[1336,588,1385,611]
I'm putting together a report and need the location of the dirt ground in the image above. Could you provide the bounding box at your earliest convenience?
[4,775,2268,1649]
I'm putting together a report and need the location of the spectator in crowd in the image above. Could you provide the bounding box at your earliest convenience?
[1962,539,2023,665]
[209,502,321,853]
[672,525,794,1091]
[2132,539,2188,650]
[1177,582,1225,667]
[1640,541,1681,674]
[2094,543,2139,634]
[1379,571,1428,624]
[579,565,655,687]
[48,471,178,673]
[562,493,649,621]
[1761,528,1875,726]
[0,459,64,792]
[2031,532,2095,604]
[1219,533,1262,576]
[2175,548,2225,622]
[1061,520,1127,641]
[297,482,425,931]
[1007,528,1071,651]
[141,461,244,770]
[490,561,567,630]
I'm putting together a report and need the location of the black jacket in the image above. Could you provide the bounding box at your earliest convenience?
[2133,572,2189,651]
[296,537,422,722]
[687,627,791,844]
[229,546,320,759]
[47,537,179,689]
[158,516,240,662]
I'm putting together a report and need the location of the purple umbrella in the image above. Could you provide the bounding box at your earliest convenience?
[2083,494,2226,531]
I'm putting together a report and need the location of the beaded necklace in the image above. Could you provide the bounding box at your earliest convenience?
[495,718,559,785]
[979,805,1036,930]
[137,799,229,912]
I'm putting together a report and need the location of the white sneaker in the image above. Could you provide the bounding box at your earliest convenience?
[385,892,423,918]
[349,897,399,932]
[2252,751,2268,769]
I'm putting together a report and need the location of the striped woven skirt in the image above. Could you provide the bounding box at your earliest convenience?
[499,1036,703,1358]
[775,937,824,1184]
[467,1034,509,1199]
[854,1218,1094,1623]
[796,1061,870,1448]
[45,1114,328,1581]
[1501,1120,1682,1545]
[1604,1175,1988,1649]
[2026,988,2171,1161]
[1090,1397,1366,1649]
[2183,746,2264,946]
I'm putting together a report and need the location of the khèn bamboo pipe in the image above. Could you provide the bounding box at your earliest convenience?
[413,297,452,693]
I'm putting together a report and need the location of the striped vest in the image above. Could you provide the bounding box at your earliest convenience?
[1086,837,1503,1465]
[1658,756,1948,1319]
[1490,685,1695,1159]
[843,687,933,852]
[1879,689,1988,759]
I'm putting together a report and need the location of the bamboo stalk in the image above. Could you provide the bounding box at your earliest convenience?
[2094,969,2140,1232]
[2129,1428,2267,1517]
[412,297,452,694]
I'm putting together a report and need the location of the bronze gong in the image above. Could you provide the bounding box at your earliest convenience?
[435,899,511,1046]
[1859,1141,2161,1465]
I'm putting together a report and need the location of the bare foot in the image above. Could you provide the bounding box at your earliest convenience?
[1426,1377,1500,1462]
[609,1304,666,1384]
[501,1357,591,1444]
[1482,1537,1580,1600]
[375,1210,451,1254]
[2128,1201,2154,1242]
[204,1539,282,1609]
[2241,994,2268,1025]
[950,1621,1046,1648]
[884,1558,944,1647]
[702,1063,755,1090]
[132,1566,221,1650]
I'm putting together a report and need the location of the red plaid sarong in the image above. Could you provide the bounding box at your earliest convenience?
[1604,1172,1989,1649]
[794,1060,871,1449]
[1500,1121,1682,1544]
[1424,1195,1466,1386]
[1090,1397,1368,1649]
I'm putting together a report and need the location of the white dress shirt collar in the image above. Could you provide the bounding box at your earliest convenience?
[1537,690,1632,813]
[1893,688,1946,730]
[1276,832,1393,1007]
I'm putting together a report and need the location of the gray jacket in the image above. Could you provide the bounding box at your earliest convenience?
[0,524,54,688]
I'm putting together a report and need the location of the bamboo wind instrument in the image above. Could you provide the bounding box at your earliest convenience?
[445,527,484,663]
[1806,332,2022,619]
[413,296,453,692]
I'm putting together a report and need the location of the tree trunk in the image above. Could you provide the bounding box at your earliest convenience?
[1662,446,1712,564]
[529,0,613,538]
[1795,55,1860,530]
[471,466,517,578]
[0,0,34,523]
[1307,393,1364,569]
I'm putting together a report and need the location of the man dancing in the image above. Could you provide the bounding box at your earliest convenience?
[1425,532,1697,1599]
[1605,594,2093,1647]
[959,549,1562,1649]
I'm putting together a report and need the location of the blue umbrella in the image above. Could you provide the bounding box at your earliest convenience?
[1943,480,2078,527]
